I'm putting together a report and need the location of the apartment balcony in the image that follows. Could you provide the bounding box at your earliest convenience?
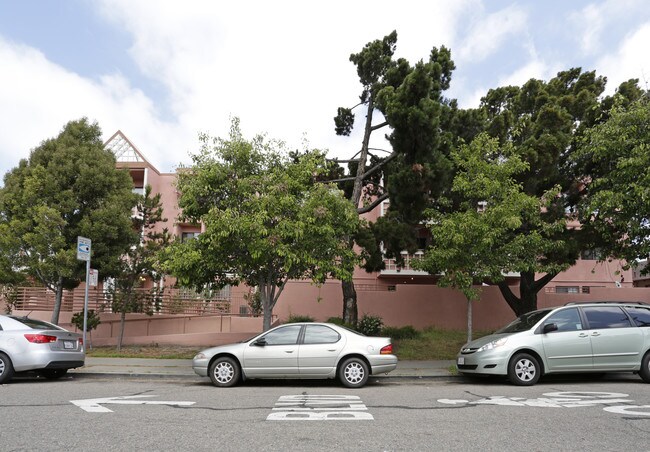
[380,251,430,276]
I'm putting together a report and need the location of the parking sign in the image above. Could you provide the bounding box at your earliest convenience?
[77,236,91,261]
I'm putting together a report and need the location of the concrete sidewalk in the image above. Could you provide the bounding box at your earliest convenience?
[69,357,457,380]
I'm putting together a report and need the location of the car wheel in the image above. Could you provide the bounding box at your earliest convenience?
[640,352,650,383]
[40,369,68,380]
[208,357,240,387]
[339,357,369,388]
[0,352,14,384]
[508,353,541,386]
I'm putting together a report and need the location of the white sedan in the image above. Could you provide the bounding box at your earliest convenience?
[193,322,398,388]
[0,315,85,383]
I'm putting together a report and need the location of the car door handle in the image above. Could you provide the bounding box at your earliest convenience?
[578,333,589,338]
[591,332,601,337]
[284,350,294,353]
[327,349,337,352]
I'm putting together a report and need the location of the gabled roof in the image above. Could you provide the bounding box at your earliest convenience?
[104,130,149,164]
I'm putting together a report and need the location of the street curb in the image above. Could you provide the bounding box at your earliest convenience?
[69,372,461,382]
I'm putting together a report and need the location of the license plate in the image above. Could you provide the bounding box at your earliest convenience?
[63,340,76,350]
[457,357,465,365]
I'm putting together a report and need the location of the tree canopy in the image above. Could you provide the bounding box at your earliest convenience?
[162,119,360,330]
[331,30,456,324]
[0,118,137,324]
[572,98,650,266]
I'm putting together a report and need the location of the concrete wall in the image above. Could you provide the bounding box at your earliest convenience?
[273,280,650,331]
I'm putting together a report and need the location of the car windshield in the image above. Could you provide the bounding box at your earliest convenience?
[495,309,552,334]
[8,316,64,330]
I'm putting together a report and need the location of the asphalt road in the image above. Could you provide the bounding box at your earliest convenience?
[2,374,649,451]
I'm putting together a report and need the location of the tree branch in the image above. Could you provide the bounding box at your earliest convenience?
[370,121,388,131]
[357,193,390,214]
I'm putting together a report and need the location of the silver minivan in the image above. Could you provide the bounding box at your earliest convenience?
[457,302,650,385]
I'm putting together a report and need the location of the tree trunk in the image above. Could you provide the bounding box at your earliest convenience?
[342,280,358,325]
[117,310,126,351]
[466,298,473,343]
[342,97,376,324]
[497,270,557,317]
[50,277,64,324]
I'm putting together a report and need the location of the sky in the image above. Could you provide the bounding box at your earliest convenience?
[1,0,650,179]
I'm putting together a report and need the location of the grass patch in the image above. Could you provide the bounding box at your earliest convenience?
[393,327,490,360]
[87,345,200,360]
[85,327,491,360]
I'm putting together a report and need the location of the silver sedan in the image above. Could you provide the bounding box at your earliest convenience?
[193,322,398,388]
[0,315,85,383]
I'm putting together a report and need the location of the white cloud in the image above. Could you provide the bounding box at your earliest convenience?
[572,0,647,56]
[597,22,650,93]
[0,36,193,176]
[456,4,528,63]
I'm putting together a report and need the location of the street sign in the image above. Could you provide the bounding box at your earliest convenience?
[89,269,98,287]
[77,236,91,261]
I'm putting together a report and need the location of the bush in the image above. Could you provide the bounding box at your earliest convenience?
[357,314,383,336]
[326,316,355,330]
[381,325,421,340]
[286,314,314,323]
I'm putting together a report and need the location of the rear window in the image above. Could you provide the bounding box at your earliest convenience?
[625,306,650,327]
[582,307,632,329]
[8,316,64,330]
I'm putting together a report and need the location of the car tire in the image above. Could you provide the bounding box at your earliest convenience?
[508,353,541,386]
[208,357,240,387]
[0,352,14,384]
[339,357,369,388]
[640,352,650,383]
[40,369,68,380]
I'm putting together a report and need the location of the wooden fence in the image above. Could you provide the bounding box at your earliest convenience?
[9,286,253,316]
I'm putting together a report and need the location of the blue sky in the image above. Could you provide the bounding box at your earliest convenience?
[1,0,650,179]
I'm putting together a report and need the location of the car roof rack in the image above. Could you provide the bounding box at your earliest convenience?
[564,301,648,306]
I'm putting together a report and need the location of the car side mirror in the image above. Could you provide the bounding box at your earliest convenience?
[254,338,267,346]
[543,323,558,334]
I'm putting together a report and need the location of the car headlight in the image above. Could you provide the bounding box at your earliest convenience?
[476,338,508,352]
[194,353,207,360]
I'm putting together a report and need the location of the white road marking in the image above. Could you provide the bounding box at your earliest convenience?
[71,395,195,413]
[267,395,374,421]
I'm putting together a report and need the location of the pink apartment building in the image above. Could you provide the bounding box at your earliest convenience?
[105,132,650,328]
[12,130,649,346]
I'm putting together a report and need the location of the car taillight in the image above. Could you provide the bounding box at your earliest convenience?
[380,344,393,355]
[24,334,58,344]
[79,338,83,345]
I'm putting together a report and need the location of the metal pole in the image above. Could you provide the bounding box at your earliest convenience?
[83,258,90,349]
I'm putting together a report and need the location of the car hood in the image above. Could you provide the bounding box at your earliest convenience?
[462,333,511,350]
[199,341,247,357]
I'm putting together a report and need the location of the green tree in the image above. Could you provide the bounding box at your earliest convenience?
[0,119,136,324]
[414,134,561,341]
[162,120,360,331]
[474,70,643,315]
[332,31,455,324]
[71,309,101,349]
[572,97,650,265]
[110,185,171,350]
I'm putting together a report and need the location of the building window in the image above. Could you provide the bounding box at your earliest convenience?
[555,286,579,294]
[580,248,603,260]
[181,232,200,242]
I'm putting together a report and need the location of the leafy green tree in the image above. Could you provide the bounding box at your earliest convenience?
[473,70,643,315]
[71,309,101,349]
[110,185,171,350]
[162,119,360,331]
[332,31,455,324]
[414,134,561,341]
[572,97,650,265]
[0,119,136,324]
